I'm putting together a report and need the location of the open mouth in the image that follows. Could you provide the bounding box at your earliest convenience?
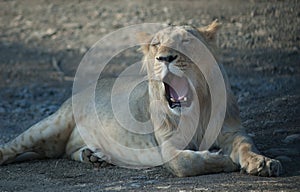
[163,74,192,109]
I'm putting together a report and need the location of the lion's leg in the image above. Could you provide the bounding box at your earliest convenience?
[161,145,238,177]
[217,131,283,176]
[66,127,110,168]
[0,99,75,165]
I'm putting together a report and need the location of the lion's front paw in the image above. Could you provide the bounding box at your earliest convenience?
[81,148,110,168]
[241,154,283,176]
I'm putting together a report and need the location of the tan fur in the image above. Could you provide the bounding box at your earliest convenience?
[0,21,282,177]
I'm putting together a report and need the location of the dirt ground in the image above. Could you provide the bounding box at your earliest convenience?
[0,0,299,191]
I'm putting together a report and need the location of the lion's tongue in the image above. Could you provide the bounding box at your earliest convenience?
[169,76,189,101]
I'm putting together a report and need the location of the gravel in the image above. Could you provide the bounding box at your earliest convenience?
[0,0,299,191]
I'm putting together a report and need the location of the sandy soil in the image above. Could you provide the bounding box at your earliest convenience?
[0,0,299,191]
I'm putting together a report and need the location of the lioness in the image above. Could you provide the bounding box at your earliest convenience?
[0,21,282,177]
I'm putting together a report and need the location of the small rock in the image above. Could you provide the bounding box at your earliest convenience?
[263,120,276,127]
[254,66,264,71]
[44,28,57,37]
[16,99,30,108]
[235,22,243,28]
[287,66,295,73]
[237,92,250,103]
[292,46,298,52]
[282,134,300,144]
[80,46,88,54]
[114,13,123,20]
[275,155,292,162]
[163,7,168,13]
[157,185,171,189]
[144,180,158,184]
[243,119,255,126]
[254,29,267,36]
[251,10,258,17]
[0,107,6,113]
[195,188,209,191]
[13,15,23,21]
[273,129,288,135]
[130,182,141,188]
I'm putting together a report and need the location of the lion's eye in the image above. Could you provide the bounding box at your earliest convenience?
[151,42,160,47]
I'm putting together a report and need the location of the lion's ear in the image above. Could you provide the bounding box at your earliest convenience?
[197,20,221,41]
[136,32,153,54]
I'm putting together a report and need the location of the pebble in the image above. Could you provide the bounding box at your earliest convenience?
[0,107,6,113]
[130,183,141,188]
[43,28,57,37]
[263,120,276,128]
[144,180,158,185]
[15,99,30,108]
[251,10,258,17]
[242,119,255,127]
[79,46,89,54]
[273,129,288,135]
[282,134,300,144]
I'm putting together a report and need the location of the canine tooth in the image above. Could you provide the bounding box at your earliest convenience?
[183,97,187,101]
[170,98,176,102]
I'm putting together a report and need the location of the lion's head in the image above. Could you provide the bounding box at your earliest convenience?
[139,21,221,115]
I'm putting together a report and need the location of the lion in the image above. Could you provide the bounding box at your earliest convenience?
[0,21,282,177]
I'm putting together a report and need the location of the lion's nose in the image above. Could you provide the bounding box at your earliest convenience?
[156,55,178,63]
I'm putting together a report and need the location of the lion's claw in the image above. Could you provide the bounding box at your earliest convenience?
[81,148,110,168]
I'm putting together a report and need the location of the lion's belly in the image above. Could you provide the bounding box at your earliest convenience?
[80,107,163,168]
[95,129,163,168]
[76,77,163,168]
